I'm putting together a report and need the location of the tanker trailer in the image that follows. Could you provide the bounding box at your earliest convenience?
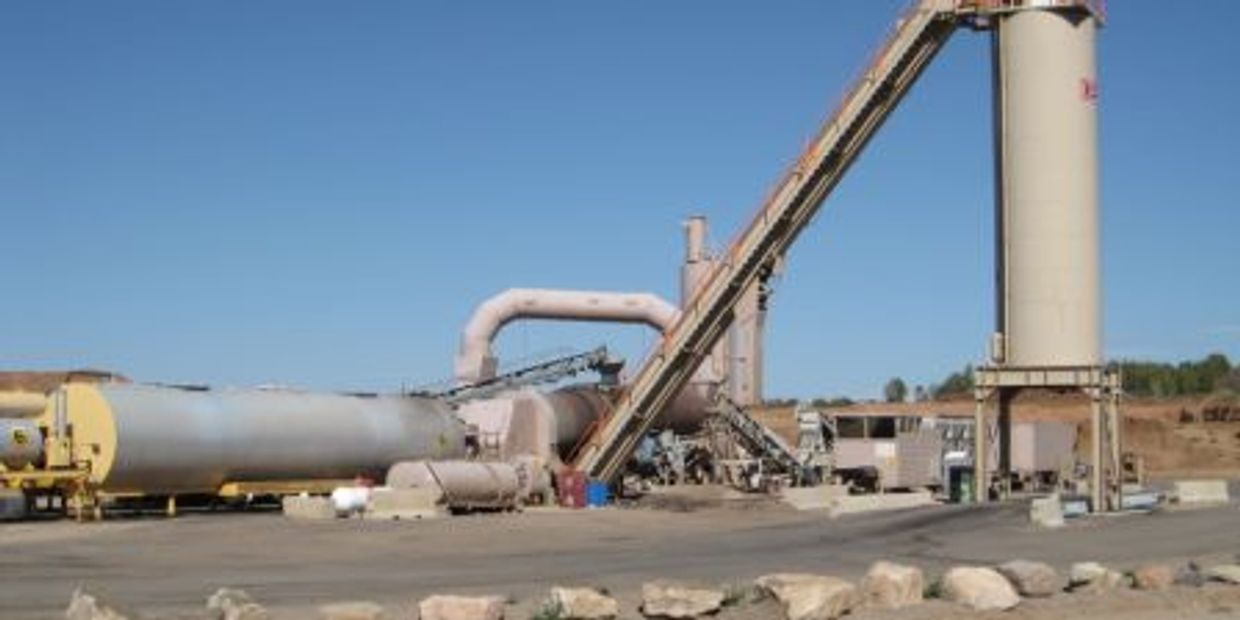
[1,382,467,515]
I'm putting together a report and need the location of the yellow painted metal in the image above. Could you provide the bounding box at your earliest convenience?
[21,384,117,483]
[10,381,465,502]
[216,479,354,498]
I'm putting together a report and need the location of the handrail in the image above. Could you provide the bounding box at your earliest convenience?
[959,0,1105,24]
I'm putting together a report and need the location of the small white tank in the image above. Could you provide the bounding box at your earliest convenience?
[0,419,42,469]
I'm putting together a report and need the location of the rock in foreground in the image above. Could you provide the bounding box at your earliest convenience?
[1069,561,1127,593]
[418,595,505,620]
[207,588,270,620]
[641,581,724,619]
[859,561,922,609]
[549,587,618,620]
[996,560,1062,597]
[755,573,856,620]
[66,588,131,620]
[941,567,1021,611]
[1132,564,1174,591]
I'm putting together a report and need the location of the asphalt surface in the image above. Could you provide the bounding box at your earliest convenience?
[1,498,1238,618]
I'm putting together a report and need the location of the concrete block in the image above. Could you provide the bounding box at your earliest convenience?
[365,488,444,520]
[1029,495,1064,528]
[0,489,26,521]
[1174,480,1230,505]
[781,485,848,511]
[282,495,337,520]
[825,491,934,518]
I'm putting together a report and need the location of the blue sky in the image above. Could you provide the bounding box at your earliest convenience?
[2,2,1236,399]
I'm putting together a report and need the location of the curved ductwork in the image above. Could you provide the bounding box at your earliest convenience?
[455,288,681,384]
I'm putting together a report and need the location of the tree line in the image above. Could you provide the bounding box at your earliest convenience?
[1118,353,1236,398]
[774,353,1239,408]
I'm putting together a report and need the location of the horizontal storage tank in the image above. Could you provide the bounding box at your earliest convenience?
[0,391,47,418]
[456,383,715,463]
[387,459,522,510]
[44,383,467,494]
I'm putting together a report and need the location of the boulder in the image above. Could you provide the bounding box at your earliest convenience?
[1132,564,1174,591]
[66,588,131,620]
[320,601,388,620]
[1175,563,1207,587]
[1205,565,1240,585]
[418,595,505,620]
[940,567,1020,611]
[755,573,856,620]
[207,588,270,620]
[1068,562,1127,593]
[859,561,923,609]
[549,587,618,620]
[641,581,725,619]
[996,560,1062,597]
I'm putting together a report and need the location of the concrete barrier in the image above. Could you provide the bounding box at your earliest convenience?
[826,491,934,518]
[1029,495,1064,528]
[282,495,337,520]
[365,488,443,520]
[781,485,848,511]
[1173,480,1230,505]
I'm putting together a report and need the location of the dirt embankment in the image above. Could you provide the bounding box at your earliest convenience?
[752,395,1240,479]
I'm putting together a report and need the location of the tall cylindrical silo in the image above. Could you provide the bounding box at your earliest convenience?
[993,6,1101,367]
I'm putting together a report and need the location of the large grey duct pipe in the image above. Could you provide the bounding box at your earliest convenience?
[455,288,681,384]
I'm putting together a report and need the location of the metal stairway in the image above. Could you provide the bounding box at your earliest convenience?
[711,393,808,481]
[574,0,964,481]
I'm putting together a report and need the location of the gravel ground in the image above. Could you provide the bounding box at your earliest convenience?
[1,494,1237,619]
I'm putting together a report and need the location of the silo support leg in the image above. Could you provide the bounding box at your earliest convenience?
[998,390,1013,500]
[1106,381,1123,511]
[973,392,988,504]
[1090,394,1104,513]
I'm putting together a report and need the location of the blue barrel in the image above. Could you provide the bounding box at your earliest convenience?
[585,481,610,507]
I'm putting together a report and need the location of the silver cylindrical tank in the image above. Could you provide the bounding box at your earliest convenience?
[994,7,1101,367]
[0,419,42,469]
[386,460,521,509]
[543,386,614,455]
[543,384,712,457]
[0,392,48,418]
[53,383,467,494]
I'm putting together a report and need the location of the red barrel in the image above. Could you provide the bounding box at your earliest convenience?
[556,468,587,509]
